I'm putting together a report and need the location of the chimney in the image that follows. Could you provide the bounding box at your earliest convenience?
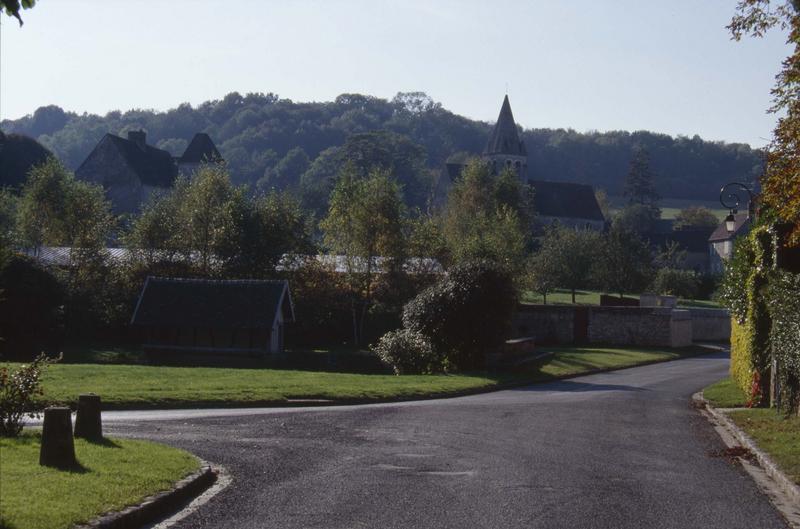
[127,130,146,149]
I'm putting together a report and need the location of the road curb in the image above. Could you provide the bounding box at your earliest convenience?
[75,459,218,529]
[692,391,800,523]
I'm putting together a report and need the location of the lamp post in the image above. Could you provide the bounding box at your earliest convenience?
[719,182,753,233]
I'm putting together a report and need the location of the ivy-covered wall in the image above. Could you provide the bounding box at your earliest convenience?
[767,272,800,414]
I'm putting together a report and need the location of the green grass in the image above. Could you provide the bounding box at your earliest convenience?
[703,377,748,408]
[2,346,706,410]
[0,432,199,529]
[520,288,721,308]
[727,409,800,485]
[608,196,728,220]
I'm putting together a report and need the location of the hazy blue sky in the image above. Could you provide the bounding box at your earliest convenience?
[0,0,791,146]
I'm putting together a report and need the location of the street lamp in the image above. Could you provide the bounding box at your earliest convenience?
[719,182,753,234]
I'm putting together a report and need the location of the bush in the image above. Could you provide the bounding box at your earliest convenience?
[372,329,444,375]
[402,260,517,371]
[0,353,59,437]
[0,254,64,360]
[650,268,699,299]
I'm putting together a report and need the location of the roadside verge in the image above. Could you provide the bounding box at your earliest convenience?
[693,392,800,527]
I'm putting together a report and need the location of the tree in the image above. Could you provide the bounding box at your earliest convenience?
[730,1,800,245]
[527,238,559,304]
[321,166,407,346]
[442,160,529,272]
[613,203,660,234]
[595,225,652,298]
[623,147,660,209]
[549,226,603,304]
[674,206,719,231]
[1,0,34,26]
[594,188,612,220]
[16,158,113,254]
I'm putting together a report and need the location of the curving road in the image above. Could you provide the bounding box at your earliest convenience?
[107,352,789,529]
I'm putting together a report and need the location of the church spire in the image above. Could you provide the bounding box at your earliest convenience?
[484,95,526,156]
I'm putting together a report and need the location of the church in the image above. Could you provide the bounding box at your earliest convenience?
[448,95,605,231]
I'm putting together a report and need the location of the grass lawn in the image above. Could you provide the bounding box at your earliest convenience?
[520,288,721,309]
[703,377,748,408]
[727,409,800,485]
[0,432,199,529]
[703,377,800,486]
[2,346,706,410]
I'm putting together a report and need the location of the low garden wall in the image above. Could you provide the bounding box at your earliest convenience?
[512,304,693,348]
[686,308,731,342]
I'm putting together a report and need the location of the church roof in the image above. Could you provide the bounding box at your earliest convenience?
[529,180,605,222]
[484,95,527,157]
[179,133,223,164]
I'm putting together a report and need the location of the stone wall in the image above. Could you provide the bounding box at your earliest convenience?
[687,308,731,342]
[512,304,694,348]
[512,305,575,344]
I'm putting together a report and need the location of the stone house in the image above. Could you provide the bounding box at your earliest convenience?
[76,130,223,215]
[130,277,294,356]
[708,213,751,274]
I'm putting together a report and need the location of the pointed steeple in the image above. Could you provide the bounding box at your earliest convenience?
[484,95,526,156]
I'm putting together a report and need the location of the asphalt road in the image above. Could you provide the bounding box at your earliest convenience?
[107,352,789,529]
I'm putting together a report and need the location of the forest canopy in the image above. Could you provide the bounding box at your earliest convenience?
[0,92,763,206]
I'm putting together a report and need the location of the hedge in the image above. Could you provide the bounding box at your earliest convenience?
[720,220,800,414]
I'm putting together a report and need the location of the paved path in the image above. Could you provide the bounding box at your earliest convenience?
[108,352,789,529]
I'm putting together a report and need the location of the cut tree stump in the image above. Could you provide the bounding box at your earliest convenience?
[39,407,77,468]
[74,394,102,441]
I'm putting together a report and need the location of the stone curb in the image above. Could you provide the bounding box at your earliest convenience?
[74,459,217,529]
[692,391,800,506]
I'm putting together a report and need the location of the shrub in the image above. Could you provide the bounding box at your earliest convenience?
[0,254,64,360]
[372,329,444,375]
[0,353,59,437]
[650,268,699,299]
[402,260,517,371]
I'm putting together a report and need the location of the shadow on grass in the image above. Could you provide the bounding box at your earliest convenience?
[83,437,122,448]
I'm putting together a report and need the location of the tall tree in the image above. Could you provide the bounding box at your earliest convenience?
[442,160,529,273]
[595,225,653,298]
[550,226,603,304]
[623,147,660,209]
[730,1,800,245]
[321,166,407,346]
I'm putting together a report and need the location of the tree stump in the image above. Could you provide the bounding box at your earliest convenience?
[74,394,102,441]
[39,407,76,468]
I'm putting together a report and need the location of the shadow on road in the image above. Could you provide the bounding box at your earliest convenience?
[512,380,647,393]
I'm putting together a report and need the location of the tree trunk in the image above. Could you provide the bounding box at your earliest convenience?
[572,288,576,304]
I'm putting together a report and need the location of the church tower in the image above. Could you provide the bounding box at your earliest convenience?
[484,95,528,181]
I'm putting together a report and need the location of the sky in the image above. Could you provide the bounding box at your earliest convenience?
[0,0,792,147]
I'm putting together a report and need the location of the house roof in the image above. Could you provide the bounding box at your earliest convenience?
[646,229,712,253]
[708,213,751,242]
[179,133,223,164]
[529,180,605,222]
[102,134,177,187]
[484,95,527,157]
[130,277,294,330]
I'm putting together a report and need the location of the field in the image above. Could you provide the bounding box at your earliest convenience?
[0,433,199,529]
[2,346,708,410]
[608,196,728,220]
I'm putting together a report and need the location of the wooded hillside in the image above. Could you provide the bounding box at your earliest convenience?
[1,92,762,208]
